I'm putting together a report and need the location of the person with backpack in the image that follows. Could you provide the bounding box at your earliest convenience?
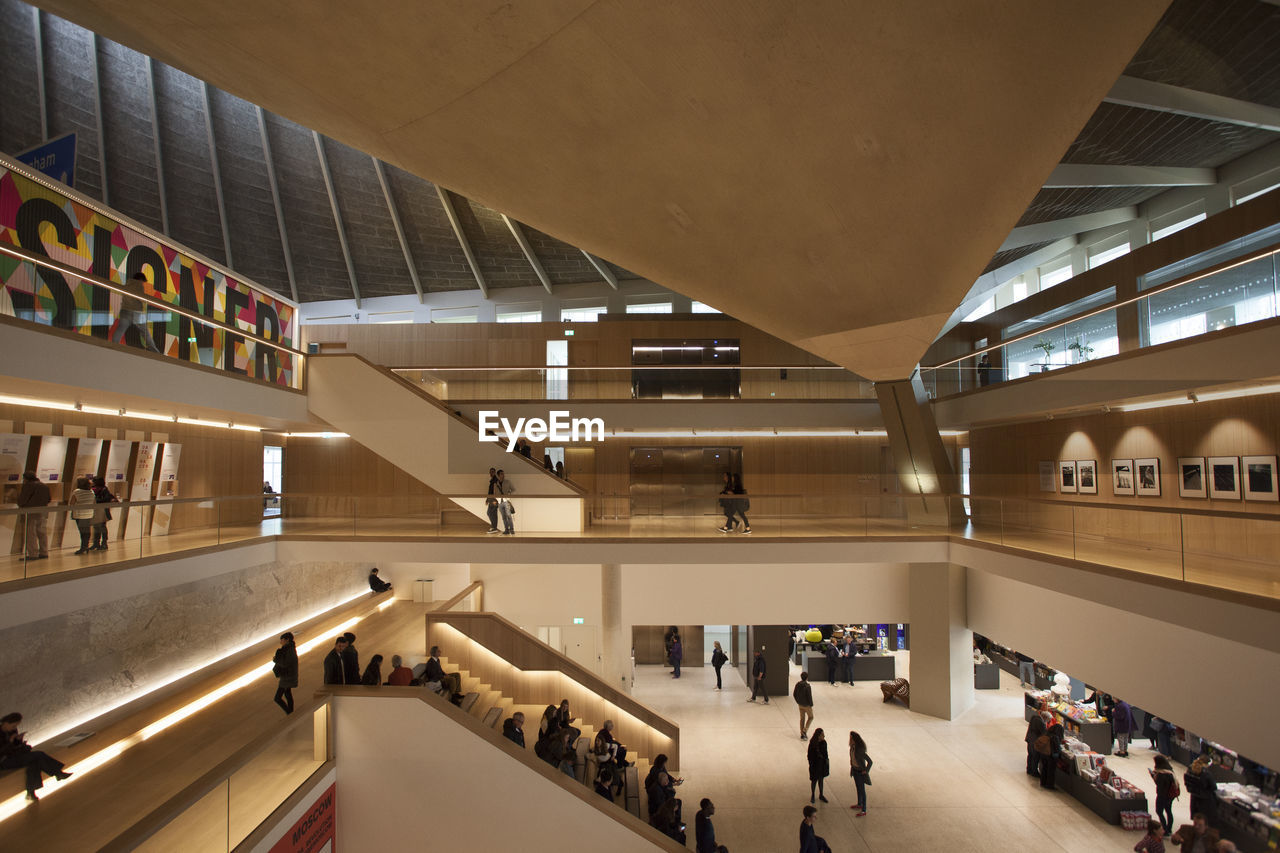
[1184,757,1218,822]
[1150,753,1179,834]
[711,641,728,690]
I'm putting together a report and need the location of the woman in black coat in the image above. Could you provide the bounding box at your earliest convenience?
[360,654,384,685]
[807,728,830,803]
[272,632,299,715]
[1039,723,1064,790]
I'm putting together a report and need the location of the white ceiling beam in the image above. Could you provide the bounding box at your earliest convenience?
[581,250,620,290]
[998,206,1138,252]
[1045,163,1216,188]
[434,185,489,299]
[1105,75,1280,133]
[938,237,1078,337]
[502,214,554,294]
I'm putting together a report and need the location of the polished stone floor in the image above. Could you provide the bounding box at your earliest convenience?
[632,657,1172,853]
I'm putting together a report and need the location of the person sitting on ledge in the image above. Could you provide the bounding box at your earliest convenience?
[594,719,630,767]
[385,654,413,685]
[1,712,71,802]
[360,654,384,685]
[368,568,392,593]
[502,711,526,748]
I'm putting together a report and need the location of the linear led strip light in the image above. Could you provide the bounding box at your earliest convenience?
[1116,383,1280,412]
[0,393,263,431]
[0,593,387,823]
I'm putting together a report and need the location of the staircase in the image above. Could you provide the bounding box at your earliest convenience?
[442,656,652,818]
[307,354,584,532]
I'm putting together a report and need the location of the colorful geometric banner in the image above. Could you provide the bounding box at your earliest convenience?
[0,161,297,386]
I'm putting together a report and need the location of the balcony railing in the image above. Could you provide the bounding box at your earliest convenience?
[3,492,1277,601]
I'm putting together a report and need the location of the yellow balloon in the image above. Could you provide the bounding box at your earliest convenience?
[805,629,823,644]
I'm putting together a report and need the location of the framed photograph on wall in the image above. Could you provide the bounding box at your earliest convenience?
[1178,457,1206,499]
[1059,461,1077,494]
[1242,455,1278,502]
[1111,459,1135,496]
[1208,456,1241,500]
[1077,460,1098,494]
[1136,458,1161,497]
[1038,461,1056,493]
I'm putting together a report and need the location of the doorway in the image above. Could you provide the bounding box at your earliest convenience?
[629,446,741,516]
[263,445,282,518]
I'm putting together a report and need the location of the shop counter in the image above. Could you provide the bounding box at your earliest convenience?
[801,651,896,682]
[974,662,1000,689]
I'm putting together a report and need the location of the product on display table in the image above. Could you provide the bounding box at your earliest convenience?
[1026,691,1113,755]
[1216,783,1280,852]
[1051,733,1148,825]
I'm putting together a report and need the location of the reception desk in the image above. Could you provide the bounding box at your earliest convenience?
[802,651,896,682]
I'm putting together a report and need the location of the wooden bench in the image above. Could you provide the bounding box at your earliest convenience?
[458,692,480,713]
[880,678,910,707]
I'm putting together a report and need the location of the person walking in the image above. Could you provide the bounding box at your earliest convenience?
[793,672,814,740]
[272,632,299,714]
[717,472,737,532]
[1016,651,1035,688]
[711,641,727,690]
[730,473,751,533]
[111,271,162,352]
[1150,754,1178,834]
[68,477,96,555]
[485,467,500,533]
[90,475,116,551]
[0,712,71,802]
[799,805,832,853]
[669,633,683,678]
[1025,711,1047,777]
[493,469,516,535]
[849,731,873,816]
[807,728,829,803]
[1112,698,1136,757]
[17,472,50,560]
[747,650,768,703]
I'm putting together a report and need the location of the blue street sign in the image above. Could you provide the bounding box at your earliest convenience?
[15,133,77,188]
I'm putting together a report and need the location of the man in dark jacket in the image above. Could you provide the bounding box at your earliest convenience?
[367,568,391,593]
[323,636,348,684]
[502,711,526,747]
[425,645,463,703]
[748,650,768,703]
[1025,711,1047,776]
[793,672,814,740]
[17,472,51,560]
[694,799,716,853]
[822,640,839,685]
[341,632,360,684]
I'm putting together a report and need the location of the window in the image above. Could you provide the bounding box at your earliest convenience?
[560,305,607,322]
[1088,241,1130,270]
[691,301,721,314]
[1151,210,1206,242]
[369,310,412,324]
[497,304,542,323]
[546,340,568,400]
[431,306,478,324]
[1039,261,1073,291]
[626,302,673,314]
[962,296,995,323]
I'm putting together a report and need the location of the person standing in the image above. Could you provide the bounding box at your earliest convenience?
[849,731,873,816]
[793,672,814,740]
[111,271,162,352]
[711,641,727,690]
[730,473,751,533]
[485,467,500,534]
[1113,698,1136,757]
[1040,722,1064,790]
[1150,754,1178,834]
[493,469,516,535]
[272,632,299,714]
[695,798,717,853]
[68,477,96,555]
[90,476,116,551]
[1016,651,1035,688]
[1184,757,1218,822]
[0,712,71,802]
[17,472,51,560]
[747,650,768,703]
[823,639,839,686]
[341,632,360,684]
[1025,711,1047,777]
[798,805,832,853]
[841,636,856,686]
[323,636,348,684]
[807,728,829,803]
[670,633,683,678]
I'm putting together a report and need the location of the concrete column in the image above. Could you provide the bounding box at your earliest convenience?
[907,563,974,720]
[600,563,631,693]
[875,375,955,524]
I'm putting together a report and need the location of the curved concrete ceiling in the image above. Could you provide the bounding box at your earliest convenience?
[38,0,1169,379]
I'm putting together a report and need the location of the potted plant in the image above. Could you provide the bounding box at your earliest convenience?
[1033,338,1055,362]
[1067,339,1094,362]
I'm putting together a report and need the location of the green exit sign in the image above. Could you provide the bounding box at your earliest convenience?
[564,329,574,336]
[573,617,585,624]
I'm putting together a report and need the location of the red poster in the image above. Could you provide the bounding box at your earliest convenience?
[269,783,335,853]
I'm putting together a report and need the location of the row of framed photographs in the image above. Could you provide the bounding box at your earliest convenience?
[1040,455,1279,501]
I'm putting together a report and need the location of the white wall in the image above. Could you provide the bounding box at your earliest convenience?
[471,562,603,630]
[380,561,470,602]
[332,694,670,852]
